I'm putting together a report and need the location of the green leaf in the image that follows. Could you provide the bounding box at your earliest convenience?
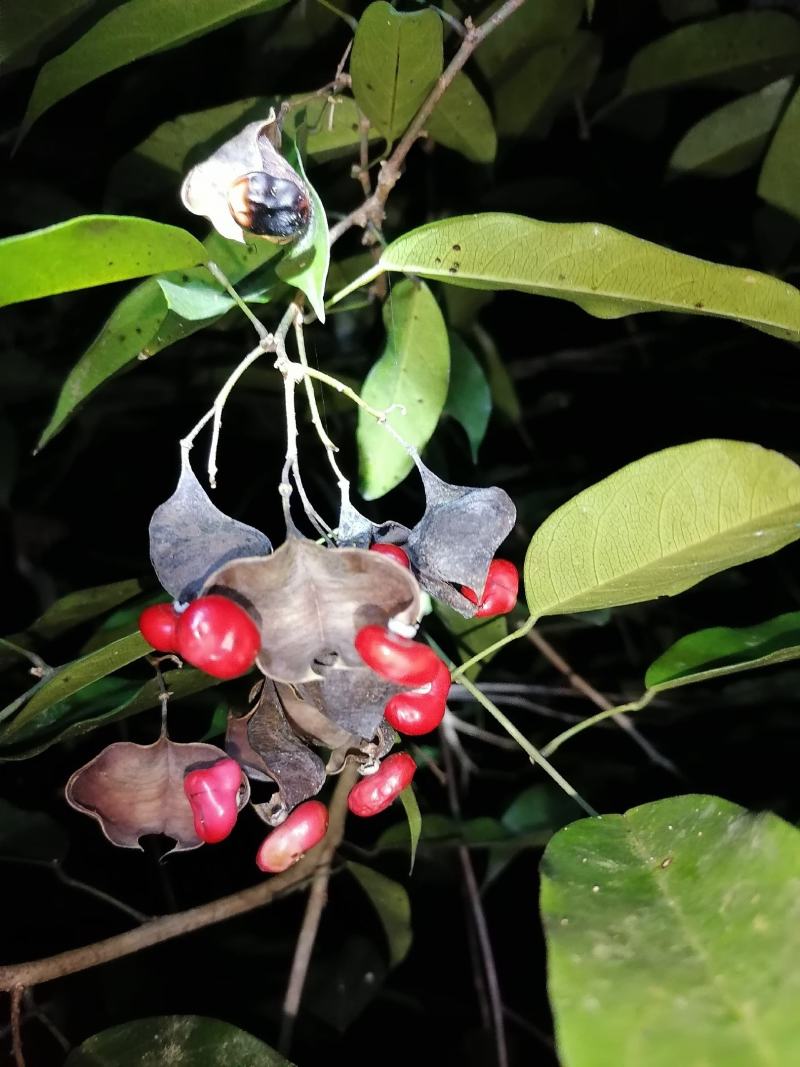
[0,216,205,310]
[758,85,800,223]
[494,33,602,139]
[427,72,496,164]
[443,333,491,461]
[19,0,292,141]
[645,611,800,691]
[350,1,443,141]
[156,270,237,321]
[398,785,422,873]
[347,862,413,967]
[334,213,800,343]
[434,600,506,681]
[472,325,522,425]
[37,233,280,448]
[0,632,149,745]
[0,0,93,73]
[276,134,330,322]
[524,439,800,618]
[475,0,585,82]
[622,12,800,98]
[357,279,450,499]
[65,1015,292,1066]
[669,78,792,179]
[376,813,512,852]
[541,795,800,1067]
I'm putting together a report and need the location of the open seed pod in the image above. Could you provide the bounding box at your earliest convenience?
[181,110,310,244]
[204,536,421,684]
[66,738,250,853]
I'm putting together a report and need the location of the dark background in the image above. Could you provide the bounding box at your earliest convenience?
[2,1,800,1063]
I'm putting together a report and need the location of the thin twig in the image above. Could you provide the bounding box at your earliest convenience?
[279,764,358,1055]
[0,857,148,925]
[10,986,24,1067]
[526,630,678,774]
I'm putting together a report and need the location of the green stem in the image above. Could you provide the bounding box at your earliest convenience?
[450,615,536,680]
[541,690,658,758]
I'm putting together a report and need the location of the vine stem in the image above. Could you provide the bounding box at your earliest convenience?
[449,616,536,681]
[542,690,658,758]
[0,770,355,994]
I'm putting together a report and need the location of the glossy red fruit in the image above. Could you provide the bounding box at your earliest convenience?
[462,559,519,618]
[347,753,416,817]
[139,603,178,652]
[355,625,440,687]
[175,595,260,679]
[184,757,244,844]
[384,660,451,736]
[256,800,329,873]
[369,543,411,568]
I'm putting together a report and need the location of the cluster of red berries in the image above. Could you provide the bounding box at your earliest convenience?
[139,542,518,873]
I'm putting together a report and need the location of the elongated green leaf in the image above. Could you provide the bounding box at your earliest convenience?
[65,1015,291,1066]
[476,0,584,81]
[495,33,602,139]
[645,611,800,691]
[623,12,800,98]
[472,324,522,425]
[347,862,413,967]
[276,135,329,322]
[443,333,491,461]
[0,216,205,309]
[427,72,496,164]
[758,85,800,223]
[333,213,800,343]
[351,1,443,141]
[0,0,93,72]
[19,0,291,140]
[0,632,149,745]
[398,785,422,873]
[670,79,792,179]
[541,795,800,1067]
[357,279,450,499]
[37,233,280,448]
[524,439,800,618]
[376,813,512,852]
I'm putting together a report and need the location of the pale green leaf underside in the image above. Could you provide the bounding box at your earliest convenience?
[623,11,800,97]
[524,439,800,618]
[347,861,413,966]
[669,78,792,179]
[19,0,290,139]
[541,795,800,1067]
[357,278,450,499]
[0,216,206,309]
[758,85,800,223]
[350,1,443,140]
[427,72,497,163]
[332,213,800,342]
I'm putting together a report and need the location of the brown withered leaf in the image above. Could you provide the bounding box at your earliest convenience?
[181,111,307,244]
[65,737,249,852]
[297,664,406,743]
[205,537,421,684]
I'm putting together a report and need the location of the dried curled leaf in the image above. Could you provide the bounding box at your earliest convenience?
[297,664,407,743]
[405,462,516,616]
[149,456,272,602]
[336,499,410,550]
[65,737,249,852]
[205,537,421,684]
[181,112,310,244]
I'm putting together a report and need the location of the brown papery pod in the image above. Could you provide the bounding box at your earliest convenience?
[205,538,421,685]
[65,738,249,853]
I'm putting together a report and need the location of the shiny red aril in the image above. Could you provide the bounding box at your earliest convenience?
[347,753,416,817]
[355,625,440,687]
[175,595,260,679]
[139,603,178,652]
[183,757,244,844]
[369,543,410,568]
[461,559,518,618]
[383,660,451,736]
[256,800,329,873]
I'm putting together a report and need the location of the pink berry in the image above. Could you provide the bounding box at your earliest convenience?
[347,753,416,817]
[139,603,178,652]
[175,595,260,680]
[256,800,329,873]
[384,660,450,736]
[462,559,518,618]
[183,757,244,844]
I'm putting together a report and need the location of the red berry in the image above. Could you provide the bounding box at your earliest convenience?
[355,625,440,687]
[369,543,410,568]
[384,660,450,736]
[184,757,244,844]
[347,753,416,817]
[256,800,329,873]
[175,595,260,680]
[461,559,518,618]
[139,603,178,652]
